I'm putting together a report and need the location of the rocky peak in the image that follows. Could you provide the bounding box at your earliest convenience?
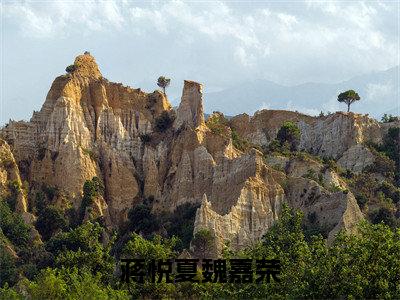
[174,80,205,129]
[72,53,102,79]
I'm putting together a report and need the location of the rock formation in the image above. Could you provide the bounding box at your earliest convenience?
[2,53,396,254]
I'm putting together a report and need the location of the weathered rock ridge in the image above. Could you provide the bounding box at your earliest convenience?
[1,53,394,253]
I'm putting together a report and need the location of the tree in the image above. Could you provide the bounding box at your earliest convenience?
[277,121,301,151]
[191,229,216,258]
[36,206,68,240]
[337,90,360,112]
[157,76,171,95]
[381,114,399,123]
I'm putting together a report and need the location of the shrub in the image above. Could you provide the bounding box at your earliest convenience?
[231,129,250,152]
[192,229,216,258]
[355,194,368,209]
[155,111,174,132]
[369,207,398,229]
[379,181,400,203]
[381,114,399,123]
[206,112,229,136]
[36,206,68,240]
[364,149,395,177]
[277,121,301,151]
[42,184,58,201]
[65,65,76,73]
[80,177,104,222]
[0,200,31,248]
[128,203,160,236]
[5,180,21,211]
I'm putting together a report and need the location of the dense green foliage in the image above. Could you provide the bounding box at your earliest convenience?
[2,201,400,299]
[79,176,104,221]
[276,121,301,151]
[36,206,68,241]
[0,200,31,248]
[381,114,399,123]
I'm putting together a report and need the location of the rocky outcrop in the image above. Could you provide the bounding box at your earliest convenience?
[174,80,205,129]
[2,53,381,252]
[1,53,170,225]
[230,110,387,163]
[0,139,37,225]
[337,145,375,173]
[194,150,285,253]
[284,177,363,241]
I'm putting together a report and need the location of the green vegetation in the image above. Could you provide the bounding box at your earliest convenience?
[231,128,250,152]
[205,112,229,135]
[1,200,400,298]
[5,180,22,211]
[264,121,301,156]
[65,64,77,73]
[157,76,171,95]
[79,177,104,221]
[276,121,301,151]
[337,89,360,112]
[0,200,31,249]
[81,147,97,161]
[192,228,216,258]
[381,114,399,123]
[367,127,400,184]
[205,112,253,152]
[154,111,175,132]
[36,206,68,241]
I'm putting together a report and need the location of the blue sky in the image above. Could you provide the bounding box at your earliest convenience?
[1,0,399,123]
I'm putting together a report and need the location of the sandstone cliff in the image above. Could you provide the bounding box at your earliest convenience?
[2,53,395,254]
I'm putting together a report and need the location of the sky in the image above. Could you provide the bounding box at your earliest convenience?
[1,0,399,123]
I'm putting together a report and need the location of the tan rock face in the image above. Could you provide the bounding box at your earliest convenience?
[337,145,375,173]
[0,139,28,214]
[194,155,285,253]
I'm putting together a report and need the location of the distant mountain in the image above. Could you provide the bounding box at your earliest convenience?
[203,66,399,119]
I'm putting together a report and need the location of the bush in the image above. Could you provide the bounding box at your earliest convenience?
[0,200,31,248]
[5,181,21,211]
[355,194,368,209]
[369,207,398,229]
[206,112,229,136]
[365,149,396,177]
[155,111,174,132]
[192,229,216,258]
[65,64,76,73]
[381,114,399,123]
[36,206,68,240]
[80,177,104,221]
[128,203,160,236]
[277,121,301,151]
[379,181,400,203]
[0,248,18,288]
[231,129,250,152]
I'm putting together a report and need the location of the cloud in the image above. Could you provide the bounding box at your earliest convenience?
[365,81,396,104]
[2,0,399,122]
[4,0,125,38]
